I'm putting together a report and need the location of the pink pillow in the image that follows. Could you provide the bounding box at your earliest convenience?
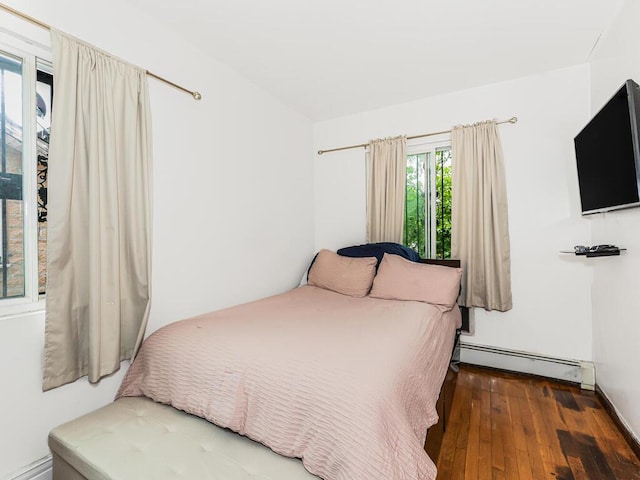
[308,249,377,297]
[369,254,462,308]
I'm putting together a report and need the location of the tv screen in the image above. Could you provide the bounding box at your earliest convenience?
[574,79,640,215]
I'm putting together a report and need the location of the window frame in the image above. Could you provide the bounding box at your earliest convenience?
[0,34,51,318]
[406,135,452,259]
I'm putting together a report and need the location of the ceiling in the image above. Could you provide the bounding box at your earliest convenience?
[123,0,624,121]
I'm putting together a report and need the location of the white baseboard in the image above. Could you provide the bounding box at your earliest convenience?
[596,384,640,448]
[4,456,51,480]
[460,342,595,388]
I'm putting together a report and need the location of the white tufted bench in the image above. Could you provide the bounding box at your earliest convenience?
[48,396,320,480]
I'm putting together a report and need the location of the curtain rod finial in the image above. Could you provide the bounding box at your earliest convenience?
[317,150,325,155]
[192,91,202,100]
[509,116,518,123]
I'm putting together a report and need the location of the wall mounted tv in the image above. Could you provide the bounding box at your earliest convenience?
[574,79,640,215]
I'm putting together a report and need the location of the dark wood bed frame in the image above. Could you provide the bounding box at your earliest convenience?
[420,258,466,463]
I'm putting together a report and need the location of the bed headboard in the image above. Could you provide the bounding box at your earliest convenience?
[420,258,469,333]
[421,258,461,269]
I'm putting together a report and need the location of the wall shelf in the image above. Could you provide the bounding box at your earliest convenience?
[560,248,626,257]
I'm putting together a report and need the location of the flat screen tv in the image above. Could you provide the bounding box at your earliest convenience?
[574,79,640,215]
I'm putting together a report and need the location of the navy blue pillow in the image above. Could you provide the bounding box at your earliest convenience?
[337,242,421,267]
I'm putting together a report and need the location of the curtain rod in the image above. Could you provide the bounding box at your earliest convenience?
[317,116,518,155]
[0,2,202,100]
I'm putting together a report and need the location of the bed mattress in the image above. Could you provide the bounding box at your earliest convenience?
[117,285,460,480]
[49,396,320,480]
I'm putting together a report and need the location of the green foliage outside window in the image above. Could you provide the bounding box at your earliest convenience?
[435,149,452,259]
[404,154,426,257]
[403,149,452,259]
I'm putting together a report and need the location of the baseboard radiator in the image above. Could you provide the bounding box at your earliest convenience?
[4,456,51,480]
[460,342,595,390]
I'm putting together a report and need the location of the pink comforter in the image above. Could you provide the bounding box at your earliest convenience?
[117,285,461,480]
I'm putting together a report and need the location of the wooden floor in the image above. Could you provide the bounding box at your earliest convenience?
[436,365,640,480]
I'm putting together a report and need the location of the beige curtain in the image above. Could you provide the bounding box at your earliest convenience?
[451,121,512,311]
[43,30,153,391]
[366,136,407,243]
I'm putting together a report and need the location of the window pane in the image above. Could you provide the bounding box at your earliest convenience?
[404,153,426,257]
[37,69,52,295]
[435,148,452,259]
[0,51,25,298]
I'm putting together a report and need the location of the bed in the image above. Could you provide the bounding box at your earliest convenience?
[49,247,463,480]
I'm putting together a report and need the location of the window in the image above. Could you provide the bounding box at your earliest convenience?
[0,39,51,310]
[403,142,452,259]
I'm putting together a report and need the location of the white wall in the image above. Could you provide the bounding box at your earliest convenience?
[0,0,314,476]
[588,0,640,441]
[314,65,593,361]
